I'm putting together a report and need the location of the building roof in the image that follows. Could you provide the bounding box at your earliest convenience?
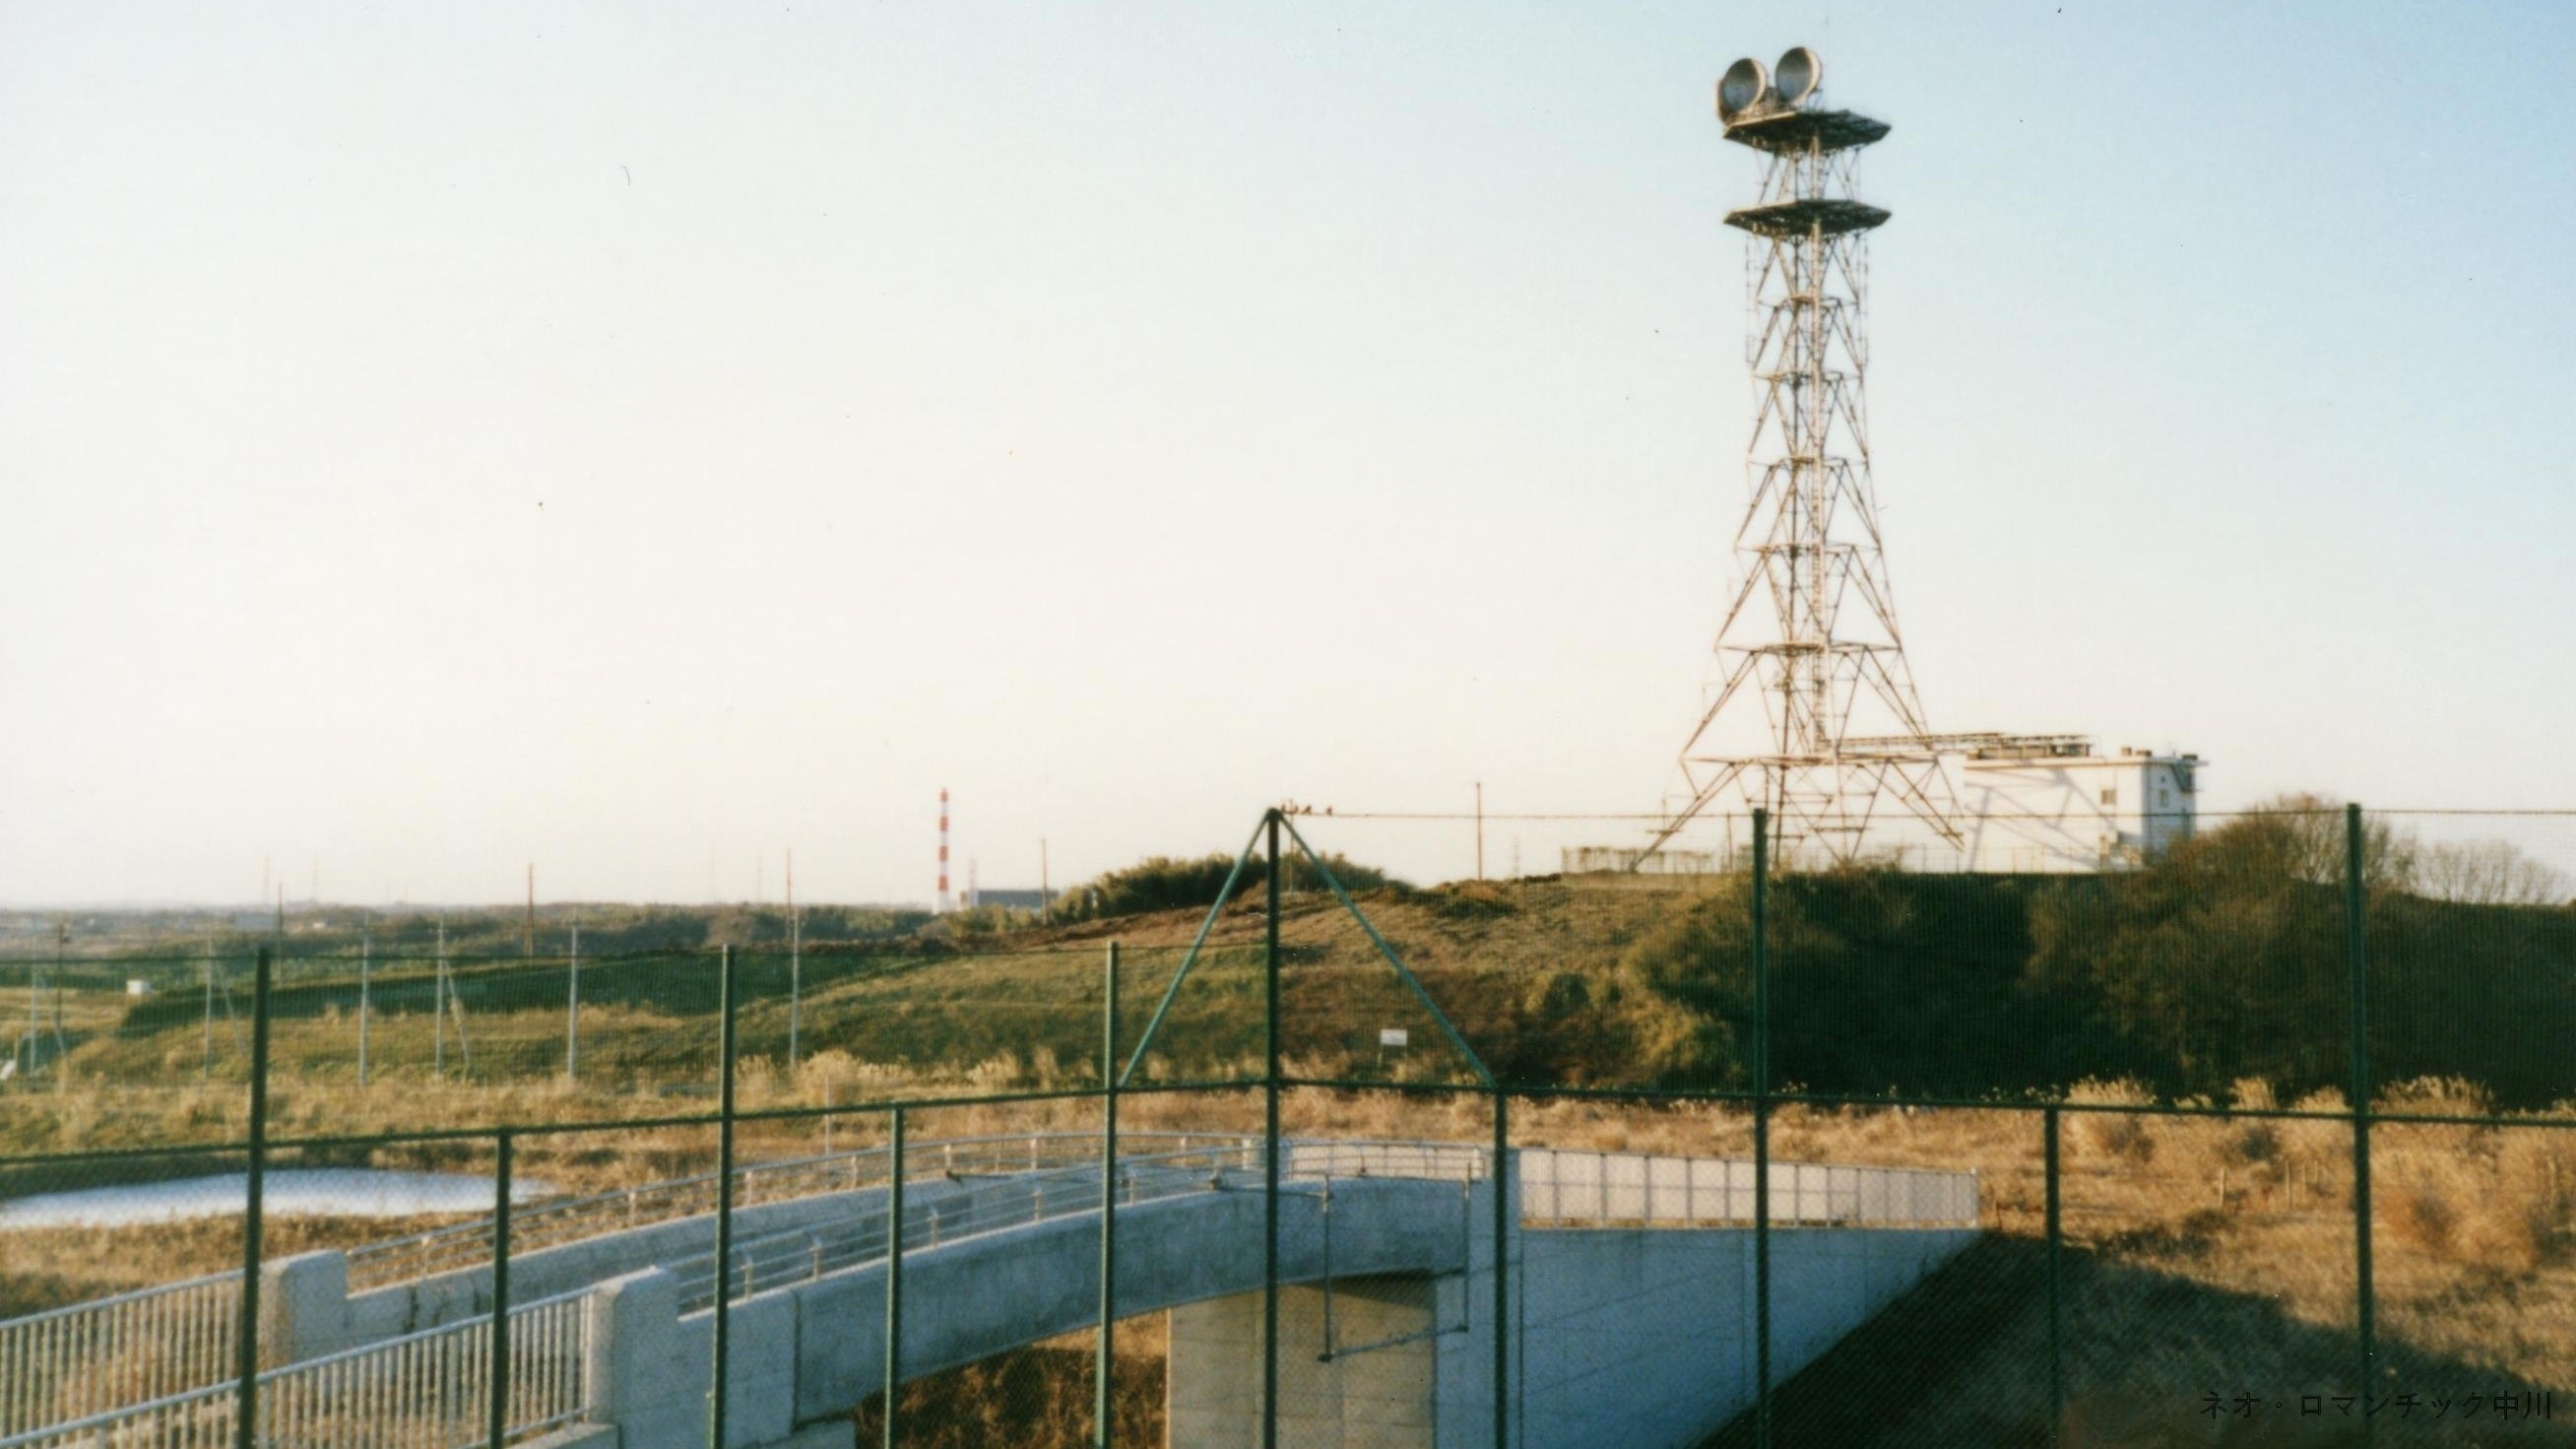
[1963,753,2199,772]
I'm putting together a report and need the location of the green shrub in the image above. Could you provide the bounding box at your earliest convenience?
[1050,850,1407,924]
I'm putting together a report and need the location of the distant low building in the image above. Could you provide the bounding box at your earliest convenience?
[966,888,1056,912]
[1960,744,2202,873]
[1560,846,1723,876]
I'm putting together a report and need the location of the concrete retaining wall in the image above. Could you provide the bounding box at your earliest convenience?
[1498,1224,1978,1449]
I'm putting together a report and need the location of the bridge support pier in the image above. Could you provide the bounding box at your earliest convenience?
[1168,1276,1442,1448]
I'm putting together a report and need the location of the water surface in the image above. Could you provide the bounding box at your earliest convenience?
[0,1169,553,1229]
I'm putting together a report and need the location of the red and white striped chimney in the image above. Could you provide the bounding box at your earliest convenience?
[937,788,952,914]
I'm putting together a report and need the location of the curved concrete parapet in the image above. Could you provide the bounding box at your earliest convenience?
[582,1172,1478,1449]
[579,1153,1977,1449]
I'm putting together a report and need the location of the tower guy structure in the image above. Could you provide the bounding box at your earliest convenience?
[1641,47,1961,866]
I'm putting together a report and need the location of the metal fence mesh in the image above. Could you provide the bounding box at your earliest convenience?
[2,806,2570,1446]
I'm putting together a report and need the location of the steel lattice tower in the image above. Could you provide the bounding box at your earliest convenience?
[1641,50,1962,867]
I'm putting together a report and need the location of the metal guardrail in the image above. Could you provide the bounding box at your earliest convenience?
[1518,1147,1980,1228]
[0,1273,239,1440]
[665,1138,1297,1312]
[343,1129,1256,1290]
[0,1288,591,1449]
[1288,1140,1488,1184]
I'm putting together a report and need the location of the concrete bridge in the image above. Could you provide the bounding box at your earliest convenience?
[1,1135,1979,1449]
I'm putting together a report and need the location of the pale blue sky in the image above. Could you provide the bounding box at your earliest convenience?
[4,2,2572,905]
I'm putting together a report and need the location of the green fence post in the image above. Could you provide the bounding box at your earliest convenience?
[884,1105,906,1449]
[1492,1086,1510,1449]
[1751,808,1771,1449]
[2045,1105,2062,1447]
[1096,941,1120,1449]
[1261,809,1283,1449]
[232,946,273,1449]
[2347,803,2375,1430]
[487,1128,514,1449]
[711,945,739,1448]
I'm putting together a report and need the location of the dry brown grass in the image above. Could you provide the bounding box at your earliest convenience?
[2066,1078,2161,1163]
[0,1213,465,1319]
[2372,1078,2572,1280]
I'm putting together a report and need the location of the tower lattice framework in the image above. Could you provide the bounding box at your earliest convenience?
[1642,75,1961,866]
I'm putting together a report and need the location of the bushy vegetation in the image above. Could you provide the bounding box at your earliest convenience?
[850,1343,1164,1448]
[1047,850,1406,924]
[1611,800,2576,1106]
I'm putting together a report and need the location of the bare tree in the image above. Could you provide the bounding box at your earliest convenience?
[2411,838,2573,907]
[2239,793,2416,891]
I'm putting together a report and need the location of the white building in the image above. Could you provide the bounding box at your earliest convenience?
[1560,846,1721,877]
[1959,743,2203,873]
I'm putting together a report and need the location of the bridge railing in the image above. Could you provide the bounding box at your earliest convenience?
[343,1128,1259,1290]
[1517,1147,1980,1228]
[665,1138,1280,1312]
[0,1287,592,1449]
[661,1135,1489,1312]
[0,1131,1260,1443]
[1284,1139,1490,1184]
[0,1272,239,1440]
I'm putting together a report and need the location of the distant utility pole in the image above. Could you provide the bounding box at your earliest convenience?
[1475,783,1486,882]
[1040,839,1051,924]
[203,941,241,1073]
[435,917,451,1078]
[49,920,68,1081]
[525,864,536,958]
[445,917,471,1075]
[20,923,43,1072]
[565,923,581,1084]
[202,939,218,1079]
[357,927,372,1088]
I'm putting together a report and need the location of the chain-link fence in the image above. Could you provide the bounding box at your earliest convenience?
[2,806,2569,1446]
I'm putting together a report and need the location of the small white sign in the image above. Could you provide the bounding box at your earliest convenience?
[1378,1027,1409,1049]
